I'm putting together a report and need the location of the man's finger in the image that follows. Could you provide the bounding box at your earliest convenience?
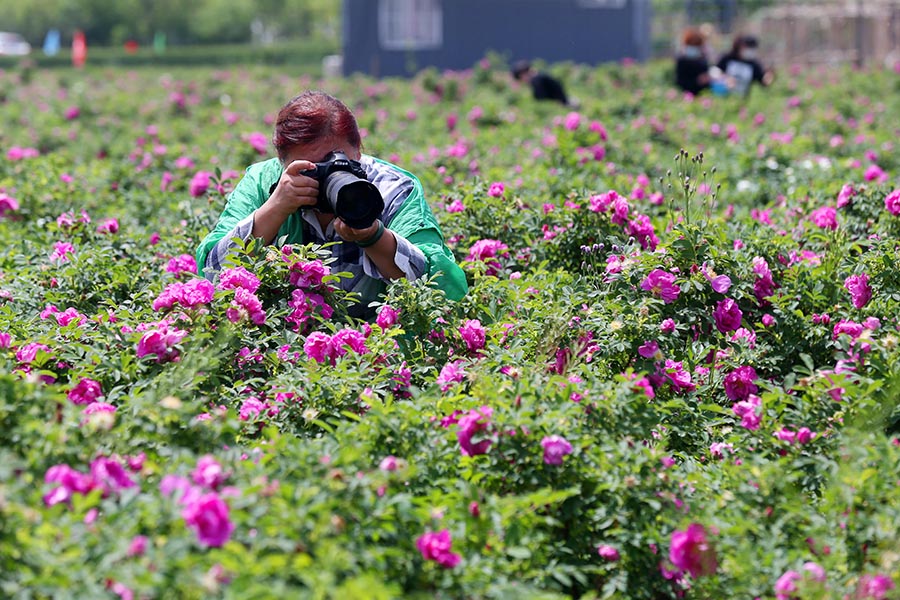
[284,160,317,176]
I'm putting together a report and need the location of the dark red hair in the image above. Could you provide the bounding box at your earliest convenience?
[272,90,362,160]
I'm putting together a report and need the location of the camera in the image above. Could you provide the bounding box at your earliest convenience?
[300,151,384,229]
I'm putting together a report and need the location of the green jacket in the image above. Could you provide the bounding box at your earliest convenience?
[196,156,468,308]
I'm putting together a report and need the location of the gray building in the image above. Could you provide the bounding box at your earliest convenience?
[342,0,653,77]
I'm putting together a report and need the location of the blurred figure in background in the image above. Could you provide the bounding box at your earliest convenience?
[716,34,775,97]
[511,59,573,106]
[674,27,715,96]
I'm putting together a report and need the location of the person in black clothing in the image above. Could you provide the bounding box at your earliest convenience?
[675,27,713,96]
[511,60,572,106]
[716,34,774,97]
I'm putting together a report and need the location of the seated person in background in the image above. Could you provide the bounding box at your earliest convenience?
[675,27,713,96]
[196,90,468,319]
[511,60,572,106]
[717,34,775,97]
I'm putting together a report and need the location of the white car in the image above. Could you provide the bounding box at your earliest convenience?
[0,32,31,56]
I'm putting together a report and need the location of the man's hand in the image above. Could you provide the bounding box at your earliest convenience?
[251,160,319,244]
[267,160,320,217]
[333,218,380,244]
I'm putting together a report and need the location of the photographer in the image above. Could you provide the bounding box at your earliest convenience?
[196,90,468,318]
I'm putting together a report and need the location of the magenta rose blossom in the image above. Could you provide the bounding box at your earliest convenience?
[541,435,573,465]
[152,278,215,312]
[288,259,330,288]
[857,574,895,599]
[136,325,187,363]
[67,377,103,405]
[713,298,743,333]
[376,305,400,329]
[217,266,260,292]
[126,535,148,557]
[226,287,266,325]
[774,570,800,599]
[723,365,758,401]
[843,273,872,309]
[459,319,486,352]
[331,328,369,357]
[0,193,20,217]
[189,171,212,197]
[884,189,900,216]
[597,545,620,561]
[416,529,461,568]
[663,359,696,393]
[709,274,732,293]
[96,218,119,234]
[437,361,466,392]
[487,181,505,197]
[303,331,334,363]
[641,269,680,303]
[379,456,399,472]
[181,492,234,548]
[165,254,198,276]
[466,239,509,276]
[456,405,493,456]
[809,205,838,230]
[192,455,228,490]
[669,523,717,578]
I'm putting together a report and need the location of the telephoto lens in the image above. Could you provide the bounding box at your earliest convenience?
[323,171,384,229]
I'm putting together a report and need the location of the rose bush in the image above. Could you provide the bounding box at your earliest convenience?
[1,57,900,598]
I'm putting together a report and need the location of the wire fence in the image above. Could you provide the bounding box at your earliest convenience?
[652,0,900,68]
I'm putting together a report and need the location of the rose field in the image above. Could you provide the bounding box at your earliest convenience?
[3,57,900,599]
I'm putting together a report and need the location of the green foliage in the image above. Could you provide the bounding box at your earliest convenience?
[1,58,900,599]
[0,0,340,46]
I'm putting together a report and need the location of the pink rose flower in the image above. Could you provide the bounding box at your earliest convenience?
[376,305,400,329]
[379,456,399,472]
[67,378,103,405]
[456,405,493,456]
[96,218,119,234]
[192,455,228,490]
[217,266,260,292]
[723,365,758,401]
[127,535,148,557]
[713,298,743,333]
[288,259,330,288]
[136,324,187,363]
[540,435,573,465]
[809,206,838,230]
[858,574,895,599]
[663,359,695,393]
[885,190,900,216]
[459,319,486,352]
[669,523,717,578]
[303,331,334,363]
[487,182,505,197]
[181,492,234,548]
[416,529,461,568]
[641,269,680,304]
[152,278,215,312]
[437,361,466,391]
[0,193,20,217]
[246,132,268,155]
[597,545,620,561]
[166,254,197,275]
[843,273,872,309]
[775,570,800,599]
[189,171,212,197]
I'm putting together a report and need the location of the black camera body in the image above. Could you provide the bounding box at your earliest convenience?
[300,151,384,230]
